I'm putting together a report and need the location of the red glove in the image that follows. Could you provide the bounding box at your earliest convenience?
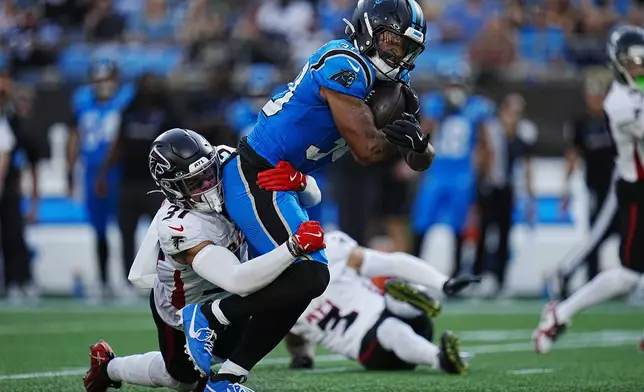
[257,161,307,192]
[287,221,325,257]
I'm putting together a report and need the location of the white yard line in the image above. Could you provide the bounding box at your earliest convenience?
[0,330,638,382]
[507,368,554,375]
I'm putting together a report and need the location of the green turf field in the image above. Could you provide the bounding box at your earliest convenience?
[0,299,641,392]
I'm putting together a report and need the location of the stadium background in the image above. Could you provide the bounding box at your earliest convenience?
[0,0,636,298]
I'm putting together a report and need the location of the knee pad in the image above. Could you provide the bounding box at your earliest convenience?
[296,262,330,299]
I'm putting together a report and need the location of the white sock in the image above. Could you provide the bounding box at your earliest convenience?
[557,267,641,323]
[211,299,230,326]
[217,360,249,378]
[106,351,197,391]
[375,317,439,369]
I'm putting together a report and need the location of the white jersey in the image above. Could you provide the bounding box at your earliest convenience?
[153,200,247,328]
[290,231,385,360]
[604,81,644,183]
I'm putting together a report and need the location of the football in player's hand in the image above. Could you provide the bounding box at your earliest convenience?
[365,81,408,129]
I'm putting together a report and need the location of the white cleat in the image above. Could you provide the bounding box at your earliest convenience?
[532,302,568,354]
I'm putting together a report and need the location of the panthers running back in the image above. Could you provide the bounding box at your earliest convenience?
[181,2,435,390]
[67,60,134,298]
[534,25,644,354]
[411,65,495,265]
[288,231,479,373]
[83,130,326,392]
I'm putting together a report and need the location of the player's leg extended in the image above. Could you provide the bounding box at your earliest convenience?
[411,173,442,257]
[534,180,644,353]
[85,293,202,392]
[359,314,466,374]
[85,168,110,292]
[448,176,476,277]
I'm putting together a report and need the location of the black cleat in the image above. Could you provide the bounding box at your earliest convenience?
[290,355,314,369]
[385,279,442,317]
[438,331,467,375]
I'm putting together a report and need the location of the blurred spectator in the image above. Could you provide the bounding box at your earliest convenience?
[412,64,495,275]
[256,0,314,43]
[5,7,62,70]
[0,68,40,303]
[41,0,89,28]
[517,4,566,71]
[441,0,500,43]
[84,0,126,43]
[97,73,176,293]
[227,63,280,139]
[333,155,414,252]
[0,0,19,35]
[186,67,237,146]
[317,0,353,37]
[127,0,177,43]
[66,60,135,299]
[558,68,616,298]
[229,5,291,66]
[474,93,537,297]
[469,14,516,71]
[179,0,225,45]
[567,0,615,67]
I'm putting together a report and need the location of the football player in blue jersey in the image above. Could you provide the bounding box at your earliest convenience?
[178,1,435,391]
[66,60,135,299]
[411,64,495,276]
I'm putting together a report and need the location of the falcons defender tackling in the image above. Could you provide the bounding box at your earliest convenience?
[83,129,326,392]
[287,231,480,374]
[533,25,644,353]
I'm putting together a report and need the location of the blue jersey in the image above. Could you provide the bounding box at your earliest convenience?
[72,84,135,167]
[226,98,259,138]
[421,93,495,174]
[246,39,376,174]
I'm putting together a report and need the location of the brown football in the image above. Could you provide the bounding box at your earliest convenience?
[365,81,408,129]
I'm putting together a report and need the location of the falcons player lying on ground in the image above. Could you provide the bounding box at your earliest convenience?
[286,231,481,374]
[83,129,326,392]
[533,25,644,354]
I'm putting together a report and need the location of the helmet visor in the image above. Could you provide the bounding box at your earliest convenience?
[180,157,221,203]
[375,29,424,71]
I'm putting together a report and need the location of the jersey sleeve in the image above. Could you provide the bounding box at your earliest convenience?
[157,209,210,256]
[324,231,359,268]
[310,46,374,100]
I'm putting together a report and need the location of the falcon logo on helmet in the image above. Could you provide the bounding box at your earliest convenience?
[148,128,225,213]
[149,145,173,180]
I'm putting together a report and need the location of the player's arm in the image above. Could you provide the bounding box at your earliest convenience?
[475,122,492,178]
[66,119,79,196]
[383,85,435,171]
[321,87,392,165]
[171,222,325,297]
[0,123,15,198]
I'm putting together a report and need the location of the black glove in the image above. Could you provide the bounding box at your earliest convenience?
[383,112,429,152]
[442,275,482,297]
[401,84,420,121]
